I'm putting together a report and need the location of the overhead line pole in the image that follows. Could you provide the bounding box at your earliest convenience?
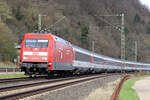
[38,14,47,32]
[121,13,125,60]
[92,41,95,52]
[96,13,125,60]
[38,14,42,31]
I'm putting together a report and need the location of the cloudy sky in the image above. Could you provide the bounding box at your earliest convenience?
[139,0,150,9]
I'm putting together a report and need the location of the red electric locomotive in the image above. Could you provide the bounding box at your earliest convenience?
[20,33,150,76]
[19,33,74,76]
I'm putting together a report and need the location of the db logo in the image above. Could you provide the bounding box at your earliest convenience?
[34,48,38,50]
[33,52,39,55]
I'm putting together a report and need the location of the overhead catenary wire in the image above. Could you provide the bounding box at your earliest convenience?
[46,16,66,31]
[93,15,121,31]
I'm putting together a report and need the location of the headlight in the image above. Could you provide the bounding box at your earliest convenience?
[23,56,28,60]
[42,57,47,60]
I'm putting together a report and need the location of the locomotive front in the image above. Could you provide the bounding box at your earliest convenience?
[19,33,54,76]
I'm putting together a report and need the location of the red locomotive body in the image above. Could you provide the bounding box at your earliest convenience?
[20,33,74,75]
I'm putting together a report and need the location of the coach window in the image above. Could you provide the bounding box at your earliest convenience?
[117,62,121,66]
[75,52,91,62]
[93,57,104,64]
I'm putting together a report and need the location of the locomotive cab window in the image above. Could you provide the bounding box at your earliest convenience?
[25,39,49,48]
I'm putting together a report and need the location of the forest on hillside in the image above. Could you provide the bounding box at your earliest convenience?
[0,0,150,63]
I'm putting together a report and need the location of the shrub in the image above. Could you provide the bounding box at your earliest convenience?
[12,5,24,21]
[0,21,17,62]
[80,26,89,44]
[124,27,129,35]
[146,27,150,34]
[133,13,141,23]
[0,1,12,21]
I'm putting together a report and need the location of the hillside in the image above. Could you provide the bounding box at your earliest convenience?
[1,0,150,62]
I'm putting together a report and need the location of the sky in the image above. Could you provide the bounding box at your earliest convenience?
[139,0,150,9]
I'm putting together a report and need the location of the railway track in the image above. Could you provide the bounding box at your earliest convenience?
[0,75,96,92]
[0,77,30,84]
[0,76,47,84]
[0,74,114,100]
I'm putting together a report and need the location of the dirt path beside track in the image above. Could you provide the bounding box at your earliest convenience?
[132,76,150,100]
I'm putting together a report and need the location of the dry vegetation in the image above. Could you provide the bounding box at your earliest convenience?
[82,79,120,100]
[0,0,150,62]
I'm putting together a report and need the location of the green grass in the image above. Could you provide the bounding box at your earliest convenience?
[119,76,147,100]
[0,74,27,79]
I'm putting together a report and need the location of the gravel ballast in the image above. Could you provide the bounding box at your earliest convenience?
[22,74,121,100]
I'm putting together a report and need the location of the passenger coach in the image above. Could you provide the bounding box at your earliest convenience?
[19,33,150,76]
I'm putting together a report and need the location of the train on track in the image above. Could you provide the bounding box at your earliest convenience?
[19,33,150,76]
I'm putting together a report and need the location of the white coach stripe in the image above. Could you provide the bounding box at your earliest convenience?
[23,52,48,56]
[39,52,48,56]
[23,52,33,55]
